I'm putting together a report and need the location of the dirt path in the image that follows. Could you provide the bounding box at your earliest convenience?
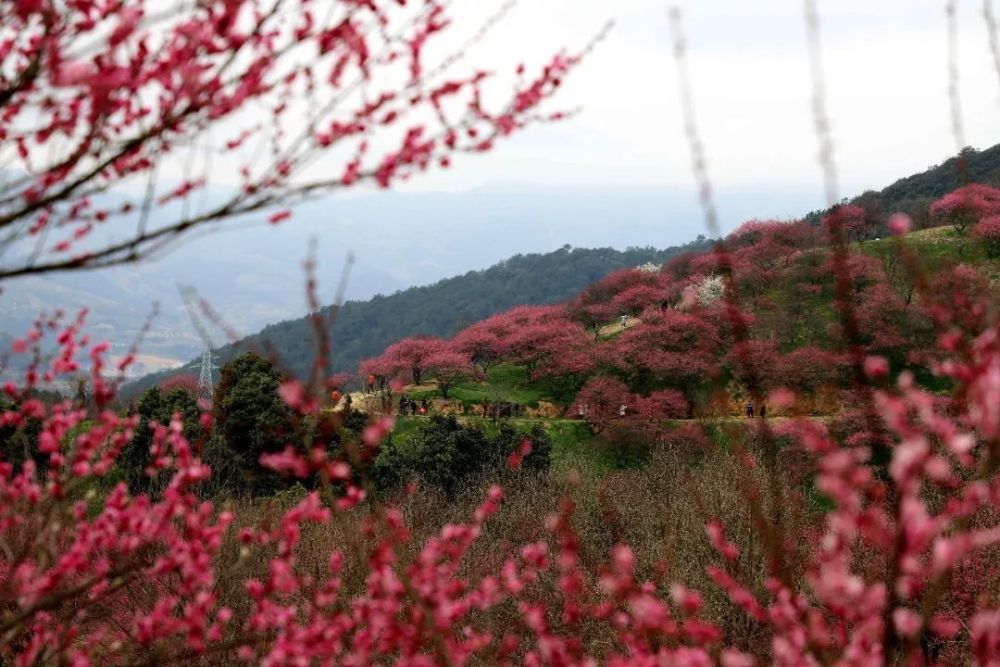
[597,316,641,338]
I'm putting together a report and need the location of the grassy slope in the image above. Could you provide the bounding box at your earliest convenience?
[865,225,1000,283]
[405,366,552,407]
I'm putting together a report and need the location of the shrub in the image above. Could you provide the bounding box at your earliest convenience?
[371,415,551,495]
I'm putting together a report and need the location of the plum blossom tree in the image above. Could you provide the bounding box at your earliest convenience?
[451,323,506,372]
[567,293,617,339]
[725,339,781,395]
[854,282,930,361]
[599,267,665,298]
[930,184,1000,233]
[775,346,844,395]
[612,284,664,317]
[631,389,688,420]
[826,252,885,295]
[382,336,448,386]
[572,376,630,434]
[358,355,394,392]
[454,304,572,376]
[0,0,589,279]
[504,319,562,375]
[728,219,820,251]
[424,348,477,399]
[505,316,592,380]
[822,204,869,244]
[693,273,725,307]
[924,264,995,337]
[607,309,719,395]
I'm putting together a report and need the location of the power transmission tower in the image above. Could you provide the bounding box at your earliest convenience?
[179,286,218,405]
[197,347,216,402]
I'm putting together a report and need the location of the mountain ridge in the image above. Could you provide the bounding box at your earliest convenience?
[120,242,712,399]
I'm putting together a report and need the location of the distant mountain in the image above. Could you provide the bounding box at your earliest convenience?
[121,242,712,398]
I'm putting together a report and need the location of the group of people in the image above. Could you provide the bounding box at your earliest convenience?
[745,402,767,419]
[399,396,429,416]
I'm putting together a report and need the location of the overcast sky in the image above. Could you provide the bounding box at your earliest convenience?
[391,0,1000,202]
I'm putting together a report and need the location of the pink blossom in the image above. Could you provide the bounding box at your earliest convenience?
[888,213,912,236]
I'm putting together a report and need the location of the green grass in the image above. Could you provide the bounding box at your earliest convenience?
[386,416,425,443]
[866,225,998,280]
[405,364,554,407]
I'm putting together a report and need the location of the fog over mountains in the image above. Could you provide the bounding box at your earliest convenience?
[0,183,819,376]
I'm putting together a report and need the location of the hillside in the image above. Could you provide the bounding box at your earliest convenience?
[122,242,711,398]
[359,220,999,442]
[804,144,1000,228]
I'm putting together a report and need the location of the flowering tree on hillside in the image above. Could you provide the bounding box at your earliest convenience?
[631,389,688,420]
[572,376,630,434]
[358,354,395,392]
[451,324,507,372]
[692,273,726,307]
[728,219,820,250]
[567,293,618,338]
[823,204,870,244]
[930,184,1000,233]
[382,336,448,386]
[606,309,720,394]
[775,346,844,395]
[424,348,477,399]
[597,268,664,300]
[924,264,995,337]
[854,282,931,360]
[725,339,781,395]
[612,284,665,317]
[505,316,593,380]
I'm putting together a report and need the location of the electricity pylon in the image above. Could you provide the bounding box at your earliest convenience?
[179,286,218,404]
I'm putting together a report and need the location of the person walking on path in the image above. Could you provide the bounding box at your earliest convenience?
[619,403,627,417]
[367,374,376,394]
[420,398,429,415]
[746,402,754,418]
[759,403,767,419]
[620,314,628,329]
